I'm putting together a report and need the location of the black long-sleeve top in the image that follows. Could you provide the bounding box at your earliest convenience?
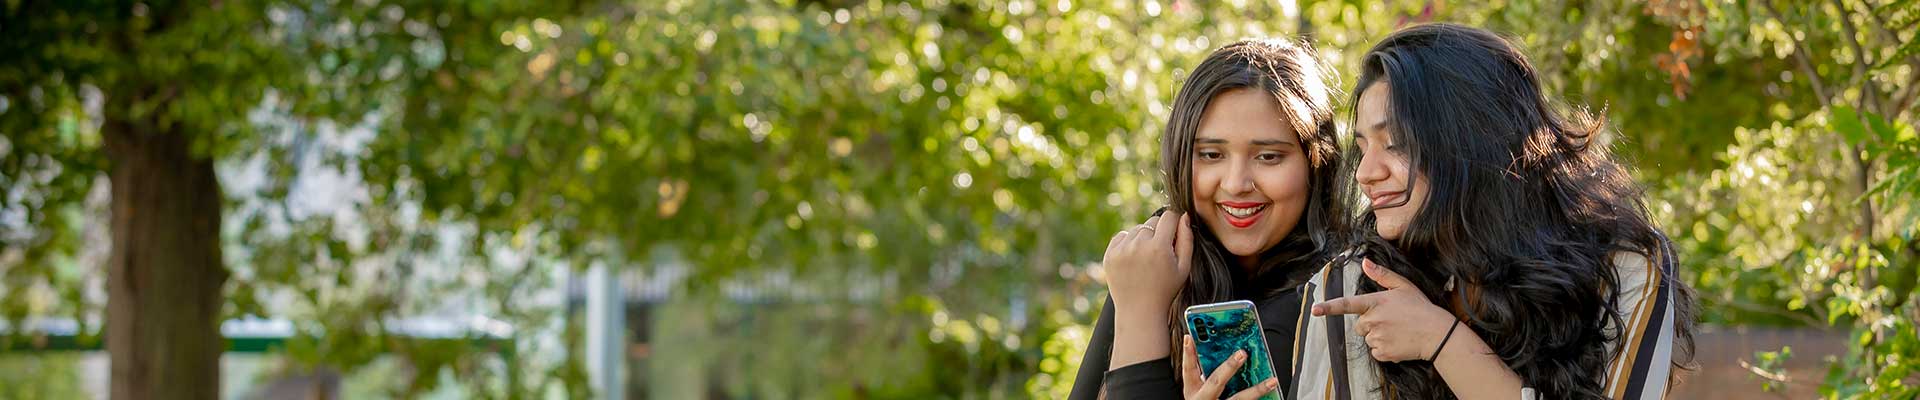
[1067,266,1311,400]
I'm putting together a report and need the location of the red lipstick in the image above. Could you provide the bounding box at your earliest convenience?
[1218,201,1269,228]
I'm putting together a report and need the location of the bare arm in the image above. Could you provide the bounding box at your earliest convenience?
[1108,306,1173,370]
[1431,326,1527,399]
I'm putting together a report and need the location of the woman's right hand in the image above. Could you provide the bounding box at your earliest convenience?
[1102,211,1194,318]
[1182,335,1281,400]
[1103,211,1196,370]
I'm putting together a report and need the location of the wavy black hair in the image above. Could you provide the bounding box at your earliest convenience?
[1341,23,1697,399]
[1160,38,1352,376]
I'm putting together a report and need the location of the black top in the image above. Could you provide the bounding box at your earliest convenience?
[1068,268,1311,400]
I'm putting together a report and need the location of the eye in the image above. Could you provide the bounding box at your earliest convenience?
[1196,150,1224,161]
[1255,152,1283,163]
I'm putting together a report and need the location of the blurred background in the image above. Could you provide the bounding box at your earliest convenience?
[1,0,1916,399]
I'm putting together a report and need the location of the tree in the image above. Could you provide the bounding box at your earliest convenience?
[4,3,281,397]
[1645,0,1920,396]
[5,0,1190,395]
[1,1,586,397]
[6,0,1916,398]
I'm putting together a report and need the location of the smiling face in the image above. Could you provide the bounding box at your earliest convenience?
[1189,88,1312,263]
[1353,82,1429,240]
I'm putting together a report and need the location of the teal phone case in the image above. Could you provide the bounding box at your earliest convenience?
[1184,300,1280,400]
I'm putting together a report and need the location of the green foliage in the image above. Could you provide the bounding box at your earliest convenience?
[1646,0,1920,397]
[4,0,1920,398]
[595,1,1319,395]
[0,354,89,399]
[1752,346,1793,393]
[3,0,592,396]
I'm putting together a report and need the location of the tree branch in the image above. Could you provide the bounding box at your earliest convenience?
[1862,5,1920,118]
[1739,358,1792,384]
[1761,0,1833,102]
[1862,1,1920,64]
[1718,296,1827,327]
[1817,1,1887,378]
[1829,0,1881,114]
[1764,1,1876,243]
[1827,0,1880,244]
[1893,75,1920,120]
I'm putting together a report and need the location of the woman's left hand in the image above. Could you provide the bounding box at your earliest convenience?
[1310,259,1459,362]
[1181,335,1281,400]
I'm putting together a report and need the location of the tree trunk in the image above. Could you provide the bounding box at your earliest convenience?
[103,107,229,400]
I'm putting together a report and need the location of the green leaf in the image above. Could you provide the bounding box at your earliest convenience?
[1830,106,1870,145]
[1867,111,1901,144]
[1876,33,1920,70]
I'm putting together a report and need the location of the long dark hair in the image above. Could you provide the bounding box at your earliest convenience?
[1342,23,1697,399]
[1160,38,1350,376]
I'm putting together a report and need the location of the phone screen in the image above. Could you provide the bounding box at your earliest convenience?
[1184,300,1280,400]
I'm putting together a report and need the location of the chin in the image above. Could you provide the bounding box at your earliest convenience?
[1374,224,1405,241]
[1219,236,1272,256]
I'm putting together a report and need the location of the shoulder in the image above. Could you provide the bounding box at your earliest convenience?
[1608,242,1679,303]
[1309,250,1365,285]
[1609,233,1678,291]
[1610,250,1655,290]
[1600,246,1681,398]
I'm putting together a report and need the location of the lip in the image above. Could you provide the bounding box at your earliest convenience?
[1217,201,1269,228]
[1367,190,1406,209]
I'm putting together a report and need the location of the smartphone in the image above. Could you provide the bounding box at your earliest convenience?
[1184,300,1280,400]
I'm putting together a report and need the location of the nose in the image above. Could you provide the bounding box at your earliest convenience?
[1354,147,1389,188]
[1223,159,1255,195]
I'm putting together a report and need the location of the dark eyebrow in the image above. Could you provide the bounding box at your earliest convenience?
[1356,119,1391,141]
[1370,120,1390,133]
[1251,138,1296,146]
[1195,137,1229,144]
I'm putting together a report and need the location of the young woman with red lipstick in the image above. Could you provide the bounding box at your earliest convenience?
[1067,39,1353,400]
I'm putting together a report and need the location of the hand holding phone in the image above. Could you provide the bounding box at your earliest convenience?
[1183,300,1282,400]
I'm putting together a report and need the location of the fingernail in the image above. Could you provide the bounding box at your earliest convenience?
[1267,378,1280,389]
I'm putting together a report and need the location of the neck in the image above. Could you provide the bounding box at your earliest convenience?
[1237,253,1262,273]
